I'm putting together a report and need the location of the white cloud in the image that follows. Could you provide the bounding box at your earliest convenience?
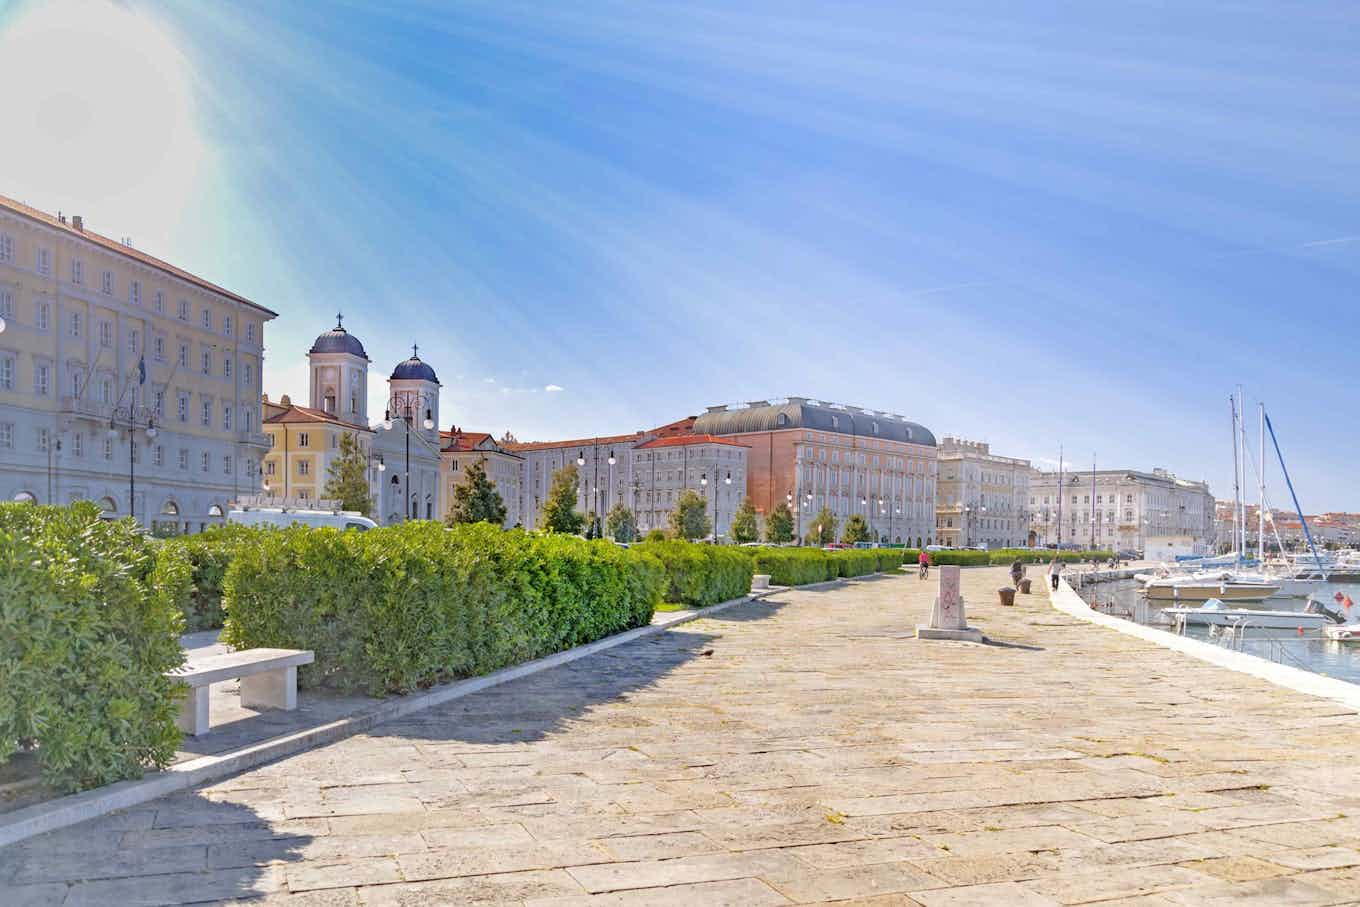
[545,384,564,392]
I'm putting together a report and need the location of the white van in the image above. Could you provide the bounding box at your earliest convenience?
[227,507,377,532]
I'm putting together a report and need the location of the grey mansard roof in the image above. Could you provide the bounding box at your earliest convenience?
[693,398,936,447]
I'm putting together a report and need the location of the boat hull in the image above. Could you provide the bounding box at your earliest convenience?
[1146,583,1279,603]
[1164,608,1327,629]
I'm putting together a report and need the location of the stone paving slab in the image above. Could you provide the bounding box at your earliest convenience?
[5,567,1360,904]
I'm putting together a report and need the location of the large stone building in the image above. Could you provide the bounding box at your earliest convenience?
[1029,466,1214,554]
[505,424,749,537]
[439,428,523,527]
[0,195,276,532]
[934,437,1032,548]
[692,398,937,545]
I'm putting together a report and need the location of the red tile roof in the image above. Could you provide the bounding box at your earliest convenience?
[264,401,371,430]
[439,429,523,456]
[503,431,645,453]
[637,434,749,449]
[0,193,276,317]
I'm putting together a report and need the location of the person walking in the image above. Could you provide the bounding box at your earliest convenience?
[1048,557,1063,591]
[1010,557,1025,589]
[918,549,931,580]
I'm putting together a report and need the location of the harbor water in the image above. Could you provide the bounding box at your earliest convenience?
[1077,577,1360,686]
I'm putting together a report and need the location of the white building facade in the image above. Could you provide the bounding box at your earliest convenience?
[0,196,275,532]
[1029,467,1214,554]
[934,437,1032,548]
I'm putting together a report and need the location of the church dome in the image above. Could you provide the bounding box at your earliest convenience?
[308,315,369,360]
[390,346,439,384]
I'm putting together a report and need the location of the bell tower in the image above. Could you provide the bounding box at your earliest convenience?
[307,313,370,424]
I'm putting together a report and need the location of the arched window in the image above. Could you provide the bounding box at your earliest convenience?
[207,504,223,517]
[13,491,37,504]
[99,496,118,514]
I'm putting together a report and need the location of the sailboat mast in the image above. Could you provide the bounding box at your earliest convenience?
[1230,394,1240,559]
[1258,401,1265,564]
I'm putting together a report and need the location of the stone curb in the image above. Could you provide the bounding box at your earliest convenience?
[1051,576,1360,712]
[0,587,781,850]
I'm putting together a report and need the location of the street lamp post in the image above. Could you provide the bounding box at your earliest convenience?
[109,403,157,527]
[384,388,435,521]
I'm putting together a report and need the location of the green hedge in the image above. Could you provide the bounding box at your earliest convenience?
[223,522,664,696]
[633,540,754,607]
[0,502,187,793]
[737,546,906,586]
[164,524,263,632]
[986,548,1116,565]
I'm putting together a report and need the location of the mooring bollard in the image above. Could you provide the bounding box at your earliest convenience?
[998,587,1016,607]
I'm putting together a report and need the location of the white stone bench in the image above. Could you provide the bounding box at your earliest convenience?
[167,648,314,737]
[752,574,771,590]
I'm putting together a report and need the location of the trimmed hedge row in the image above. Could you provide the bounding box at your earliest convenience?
[632,540,754,607]
[0,502,187,793]
[164,525,262,632]
[223,522,665,696]
[985,548,1117,565]
[738,547,905,586]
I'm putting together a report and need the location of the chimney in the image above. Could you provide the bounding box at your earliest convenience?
[280,394,292,406]
[71,215,83,232]
[705,405,728,414]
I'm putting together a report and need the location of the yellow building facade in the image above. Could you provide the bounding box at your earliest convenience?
[0,195,276,531]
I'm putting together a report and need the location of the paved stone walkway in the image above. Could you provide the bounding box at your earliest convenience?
[7,567,1360,905]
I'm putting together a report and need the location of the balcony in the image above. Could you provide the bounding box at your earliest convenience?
[238,431,271,448]
[59,395,112,421]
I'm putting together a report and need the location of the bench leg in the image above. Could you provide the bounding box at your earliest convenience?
[240,666,298,711]
[176,685,211,737]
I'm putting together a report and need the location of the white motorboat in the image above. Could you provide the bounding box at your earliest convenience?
[1324,624,1360,642]
[1163,598,1329,629]
[1143,571,1281,603]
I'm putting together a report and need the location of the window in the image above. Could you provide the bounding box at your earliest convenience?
[297,432,310,448]
[223,408,232,431]
[201,451,211,472]
[35,363,50,396]
[130,281,141,305]
[70,312,81,337]
[36,248,51,275]
[101,378,112,403]
[0,423,11,448]
[177,393,188,422]
[37,427,49,452]
[223,314,232,336]
[97,320,110,347]
[101,271,113,294]
[178,343,188,367]
[154,291,164,314]
[178,448,189,470]
[37,302,49,331]
[0,289,11,319]
[153,445,164,466]
[70,371,81,398]
[153,336,165,362]
[154,390,164,417]
[245,363,253,385]
[298,460,310,476]
[0,233,11,261]
[72,433,82,457]
[223,357,232,379]
[202,350,211,375]
[246,322,255,343]
[103,436,113,460]
[224,455,233,475]
[202,308,212,330]
[72,259,83,285]
[265,460,276,476]
[128,329,139,354]
[177,299,188,320]
[201,400,212,427]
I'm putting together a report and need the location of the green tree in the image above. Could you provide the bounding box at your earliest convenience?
[842,513,871,544]
[321,431,372,516]
[540,464,585,534]
[445,457,507,526]
[765,501,794,543]
[729,496,759,543]
[669,489,711,541]
[606,502,638,542]
[806,506,837,546]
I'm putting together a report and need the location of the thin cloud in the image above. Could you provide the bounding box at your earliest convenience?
[545,384,564,392]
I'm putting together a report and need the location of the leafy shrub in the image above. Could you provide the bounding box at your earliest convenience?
[834,549,881,577]
[633,540,753,607]
[745,548,839,586]
[223,522,664,696]
[920,549,992,566]
[165,524,264,632]
[987,548,1116,565]
[0,502,187,793]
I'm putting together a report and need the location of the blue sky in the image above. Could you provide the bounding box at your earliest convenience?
[2,0,1358,509]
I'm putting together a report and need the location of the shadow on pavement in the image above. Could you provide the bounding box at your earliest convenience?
[0,794,308,904]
